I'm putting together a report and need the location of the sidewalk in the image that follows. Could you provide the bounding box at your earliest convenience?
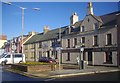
[22,66,120,78]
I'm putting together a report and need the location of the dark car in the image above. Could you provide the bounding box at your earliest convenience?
[38,57,57,63]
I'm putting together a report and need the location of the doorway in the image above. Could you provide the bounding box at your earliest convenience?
[88,52,93,65]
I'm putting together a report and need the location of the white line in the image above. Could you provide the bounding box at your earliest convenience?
[44,78,56,81]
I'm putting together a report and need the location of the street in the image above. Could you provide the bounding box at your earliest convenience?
[0,65,45,81]
[0,65,119,82]
[51,71,120,81]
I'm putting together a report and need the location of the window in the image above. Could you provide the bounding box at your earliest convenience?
[81,26,85,32]
[5,55,10,58]
[67,52,70,61]
[74,38,77,46]
[55,51,58,59]
[94,23,98,30]
[105,52,112,64]
[14,54,22,58]
[67,39,70,48]
[106,34,112,45]
[39,42,42,48]
[93,35,98,46]
[31,44,35,49]
[81,37,85,44]
[30,52,34,59]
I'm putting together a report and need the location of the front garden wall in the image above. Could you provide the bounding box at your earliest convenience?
[11,64,63,72]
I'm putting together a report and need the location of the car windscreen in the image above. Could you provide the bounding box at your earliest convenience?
[1,54,7,58]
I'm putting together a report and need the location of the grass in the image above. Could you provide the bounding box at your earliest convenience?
[20,61,51,65]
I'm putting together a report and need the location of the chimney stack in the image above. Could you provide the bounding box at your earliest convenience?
[87,2,94,15]
[70,12,78,25]
[44,26,49,34]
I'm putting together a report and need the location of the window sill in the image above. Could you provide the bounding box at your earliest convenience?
[93,45,99,47]
[103,62,113,64]
[105,44,112,46]
[66,60,70,61]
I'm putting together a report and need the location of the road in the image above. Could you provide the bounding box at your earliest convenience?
[0,65,46,81]
[0,65,119,82]
[51,71,120,81]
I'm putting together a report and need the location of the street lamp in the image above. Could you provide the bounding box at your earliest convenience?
[76,44,84,70]
[2,1,40,53]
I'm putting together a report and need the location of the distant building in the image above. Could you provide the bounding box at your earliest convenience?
[23,26,66,61]
[3,31,37,53]
[0,35,7,48]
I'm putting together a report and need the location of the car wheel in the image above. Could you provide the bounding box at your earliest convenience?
[1,61,6,66]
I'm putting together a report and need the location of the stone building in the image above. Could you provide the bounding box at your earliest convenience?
[23,2,120,67]
[62,2,119,67]
[24,26,67,61]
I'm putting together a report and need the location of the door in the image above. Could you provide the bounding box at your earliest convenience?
[88,52,92,65]
[4,54,12,64]
[14,54,23,63]
[47,51,50,57]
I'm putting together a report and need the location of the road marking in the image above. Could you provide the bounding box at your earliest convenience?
[44,78,56,81]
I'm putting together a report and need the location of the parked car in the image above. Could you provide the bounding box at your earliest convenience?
[0,53,26,66]
[38,57,57,63]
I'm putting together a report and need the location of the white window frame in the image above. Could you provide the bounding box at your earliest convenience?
[81,26,85,32]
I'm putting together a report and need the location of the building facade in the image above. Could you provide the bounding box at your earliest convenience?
[23,2,120,67]
[62,2,119,67]
[0,35,7,49]
[3,31,36,53]
[24,26,66,61]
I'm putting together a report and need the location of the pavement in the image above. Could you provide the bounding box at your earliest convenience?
[5,64,120,79]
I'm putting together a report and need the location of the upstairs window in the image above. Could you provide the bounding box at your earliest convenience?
[30,44,35,49]
[93,35,98,46]
[106,34,112,45]
[74,38,77,46]
[81,37,85,44]
[67,39,70,48]
[39,42,42,48]
[81,26,85,32]
[94,23,99,30]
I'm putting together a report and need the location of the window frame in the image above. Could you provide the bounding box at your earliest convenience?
[106,34,112,45]
[81,26,85,32]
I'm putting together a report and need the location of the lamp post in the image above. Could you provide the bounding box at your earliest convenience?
[76,43,84,70]
[21,7,26,53]
[2,1,40,54]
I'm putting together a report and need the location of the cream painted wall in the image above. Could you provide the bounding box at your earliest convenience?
[0,40,7,48]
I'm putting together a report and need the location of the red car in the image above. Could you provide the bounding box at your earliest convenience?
[38,57,57,63]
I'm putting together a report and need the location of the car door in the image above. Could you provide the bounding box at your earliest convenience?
[5,54,12,64]
[14,54,22,63]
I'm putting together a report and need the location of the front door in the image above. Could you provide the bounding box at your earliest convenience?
[88,52,92,65]
[47,51,50,57]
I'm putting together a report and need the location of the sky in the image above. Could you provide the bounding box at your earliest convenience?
[2,2,119,40]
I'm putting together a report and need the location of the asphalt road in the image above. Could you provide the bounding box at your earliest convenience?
[0,65,46,81]
[0,65,120,82]
[51,71,120,81]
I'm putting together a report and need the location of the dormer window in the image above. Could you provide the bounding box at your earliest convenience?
[88,18,90,22]
[94,23,99,30]
[81,26,85,32]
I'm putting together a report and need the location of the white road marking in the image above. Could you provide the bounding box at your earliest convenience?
[44,78,56,81]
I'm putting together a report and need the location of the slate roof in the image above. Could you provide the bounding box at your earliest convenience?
[24,26,67,45]
[100,11,120,27]
[24,11,120,45]
[69,10,120,33]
